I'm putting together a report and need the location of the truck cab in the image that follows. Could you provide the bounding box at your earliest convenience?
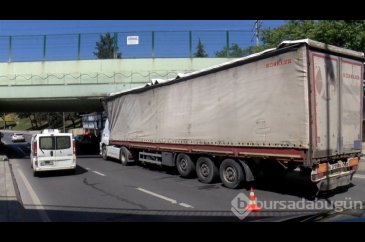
[30,129,76,176]
[100,119,110,159]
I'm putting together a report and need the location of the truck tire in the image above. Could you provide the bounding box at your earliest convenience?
[176,153,195,178]
[219,159,245,189]
[120,147,131,166]
[102,146,108,160]
[196,157,219,183]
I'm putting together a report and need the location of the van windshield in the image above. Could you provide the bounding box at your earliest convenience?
[39,136,71,150]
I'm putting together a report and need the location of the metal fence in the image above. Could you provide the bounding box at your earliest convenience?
[0,30,254,62]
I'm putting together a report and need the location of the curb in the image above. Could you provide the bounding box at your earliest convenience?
[0,154,25,222]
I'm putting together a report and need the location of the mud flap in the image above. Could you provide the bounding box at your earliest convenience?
[238,159,255,182]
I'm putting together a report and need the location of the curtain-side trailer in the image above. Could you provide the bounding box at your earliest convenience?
[100,39,364,191]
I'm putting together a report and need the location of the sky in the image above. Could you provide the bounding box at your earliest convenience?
[0,20,285,61]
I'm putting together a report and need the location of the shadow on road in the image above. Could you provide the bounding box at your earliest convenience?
[11,202,247,222]
[35,165,88,178]
[138,162,180,176]
[244,171,354,200]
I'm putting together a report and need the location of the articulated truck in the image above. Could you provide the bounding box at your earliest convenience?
[100,39,364,191]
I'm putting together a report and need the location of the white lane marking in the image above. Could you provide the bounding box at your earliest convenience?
[92,171,106,177]
[179,203,194,208]
[136,187,194,208]
[17,169,51,222]
[353,174,365,179]
[85,168,91,170]
[137,187,177,204]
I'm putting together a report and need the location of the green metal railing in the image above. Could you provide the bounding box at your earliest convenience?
[0,30,253,62]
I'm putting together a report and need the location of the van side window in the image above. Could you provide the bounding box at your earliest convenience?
[40,137,54,150]
[56,136,71,149]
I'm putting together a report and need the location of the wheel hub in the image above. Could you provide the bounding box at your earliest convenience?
[224,166,236,183]
[180,158,187,171]
[200,163,209,177]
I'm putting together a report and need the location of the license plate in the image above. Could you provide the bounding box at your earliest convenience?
[329,161,348,172]
[328,162,345,171]
[45,161,54,165]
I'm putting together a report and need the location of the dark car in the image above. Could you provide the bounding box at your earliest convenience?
[74,134,99,155]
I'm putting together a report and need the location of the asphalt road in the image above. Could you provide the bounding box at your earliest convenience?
[2,132,365,221]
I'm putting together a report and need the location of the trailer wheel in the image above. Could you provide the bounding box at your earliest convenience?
[120,147,131,166]
[196,157,219,183]
[220,159,245,189]
[102,146,108,160]
[176,153,195,178]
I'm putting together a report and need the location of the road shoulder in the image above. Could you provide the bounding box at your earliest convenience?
[0,151,24,222]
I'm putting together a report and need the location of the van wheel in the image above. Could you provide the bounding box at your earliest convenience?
[33,170,38,177]
[219,159,245,189]
[196,157,219,183]
[102,146,108,160]
[120,147,131,166]
[176,153,195,178]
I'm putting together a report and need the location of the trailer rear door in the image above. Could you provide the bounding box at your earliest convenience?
[311,51,363,158]
[340,58,363,154]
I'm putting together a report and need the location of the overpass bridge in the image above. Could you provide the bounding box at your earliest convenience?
[0,58,235,112]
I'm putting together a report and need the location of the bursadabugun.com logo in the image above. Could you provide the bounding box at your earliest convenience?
[231,188,363,220]
[231,187,261,220]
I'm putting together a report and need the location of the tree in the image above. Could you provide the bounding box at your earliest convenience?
[93,33,122,59]
[193,39,208,57]
[65,112,79,128]
[215,43,248,57]
[245,20,365,54]
[18,112,39,129]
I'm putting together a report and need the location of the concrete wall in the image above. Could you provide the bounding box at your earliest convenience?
[0,58,236,112]
[0,58,234,86]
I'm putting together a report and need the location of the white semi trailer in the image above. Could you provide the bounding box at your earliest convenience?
[100,39,364,191]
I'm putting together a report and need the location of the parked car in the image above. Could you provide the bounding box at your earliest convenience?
[12,133,25,143]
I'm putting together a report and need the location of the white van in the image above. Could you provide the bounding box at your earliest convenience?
[30,129,76,176]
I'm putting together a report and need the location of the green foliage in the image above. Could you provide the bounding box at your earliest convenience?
[215,43,248,57]
[0,113,16,129]
[12,112,81,130]
[260,20,317,48]
[193,39,208,57]
[246,20,365,54]
[17,112,31,119]
[93,33,122,59]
